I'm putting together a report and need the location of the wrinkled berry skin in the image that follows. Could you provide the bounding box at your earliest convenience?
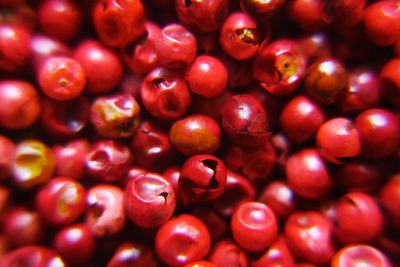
[220,12,261,60]
[131,121,174,171]
[85,140,133,182]
[93,0,146,47]
[284,211,336,266]
[286,148,332,199]
[155,214,211,266]
[179,154,227,204]
[332,245,393,267]
[224,141,276,183]
[170,114,221,156]
[220,94,270,148]
[124,172,176,228]
[36,177,86,226]
[316,118,361,164]
[253,39,306,95]
[155,23,197,69]
[304,58,348,105]
[122,22,160,74]
[141,67,191,120]
[90,93,141,139]
[209,239,249,267]
[86,184,125,237]
[175,0,229,33]
[333,192,384,245]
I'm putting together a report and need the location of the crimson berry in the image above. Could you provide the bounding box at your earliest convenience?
[251,236,296,267]
[333,192,384,244]
[85,140,133,182]
[211,170,256,218]
[86,184,125,237]
[30,34,71,67]
[286,148,332,199]
[36,177,86,226]
[1,246,66,266]
[12,140,56,190]
[0,135,15,180]
[340,69,382,113]
[316,118,361,164]
[155,23,197,68]
[175,0,229,33]
[2,207,43,247]
[124,172,176,228]
[185,55,228,98]
[253,39,306,95]
[287,0,330,31]
[107,242,157,267]
[38,56,86,100]
[363,0,400,47]
[209,239,249,267]
[284,211,335,266]
[122,21,161,74]
[141,67,191,120]
[170,114,221,156]
[297,32,331,63]
[328,0,366,27]
[93,0,146,47]
[0,24,30,73]
[335,160,384,193]
[90,93,141,139]
[381,58,400,108]
[220,12,261,60]
[54,224,95,265]
[231,201,278,252]
[155,214,211,266]
[53,139,89,180]
[0,80,41,130]
[240,0,285,17]
[131,121,174,171]
[355,109,400,158]
[380,174,400,230]
[38,0,82,42]
[220,94,270,148]
[179,154,227,204]
[280,95,325,143]
[74,39,123,94]
[224,141,276,183]
[40,95,90,139]
[184,261,216,267]
[331,245,392,267]
[192,207,228,243]
[304,58,348,105]
[260,181,297,221]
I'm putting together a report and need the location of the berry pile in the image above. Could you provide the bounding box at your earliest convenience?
[0,0,399,266]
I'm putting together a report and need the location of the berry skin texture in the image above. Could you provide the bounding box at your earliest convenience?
[331,245,392,267]
[231,201,278,252]
[0,81,41,130]
[316,118,361,164]
[155,214,211,266]
[0,24,30,73]
[38,56,86,101]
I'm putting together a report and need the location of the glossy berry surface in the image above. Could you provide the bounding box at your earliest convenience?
[155,214,211,266]
[231,201,278,252]
[124,172,176,228]
[170,114,221,156]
